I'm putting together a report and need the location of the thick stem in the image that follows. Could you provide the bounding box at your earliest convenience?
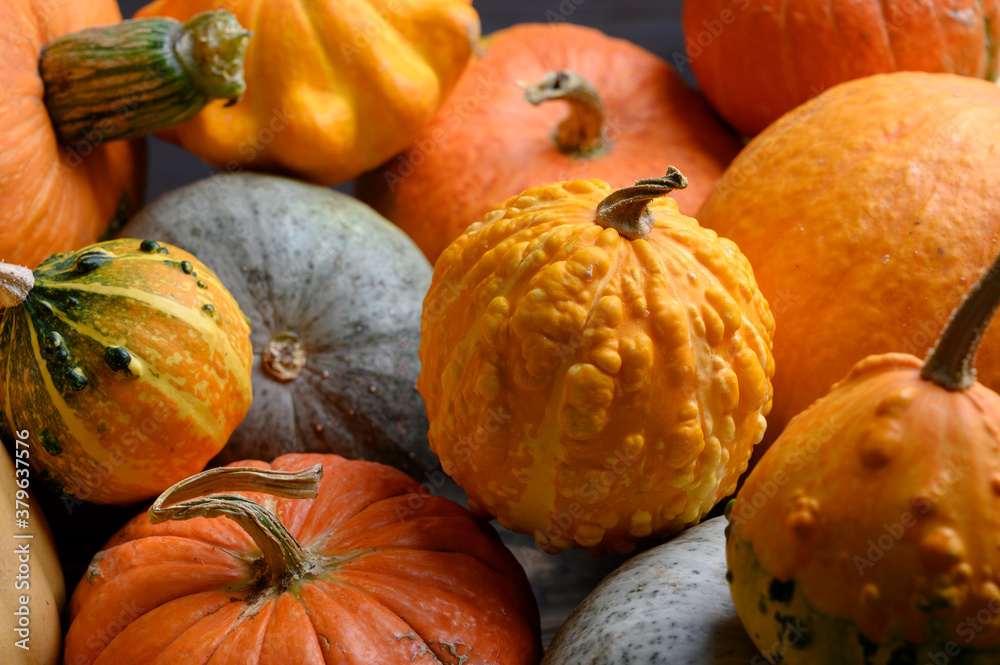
[41,11,251,148]
[523,70,606,156]
[921,251,1000,390]
[0,263,34,310]
[148,465,322,584]
[594,168,689,241]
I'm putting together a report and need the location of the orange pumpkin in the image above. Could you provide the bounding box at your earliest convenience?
[2,0,145,269]
[683,0,1000,137]
[64,454,542,664]
[727,244,1000,663]
[696,71,1000,455]
[135,0,481,185]
[356,23,743,263]
[419,172,775,555]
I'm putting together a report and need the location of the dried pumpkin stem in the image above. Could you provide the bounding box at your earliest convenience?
[0,263,34,310]
[41,11,251,148]
[595,168,689,241]
[148,464,322,583]
[922,250,1000,390]
[523,70,606,156]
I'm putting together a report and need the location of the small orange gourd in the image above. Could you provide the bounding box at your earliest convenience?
[420,171,775,554]
[727,246,1000,662]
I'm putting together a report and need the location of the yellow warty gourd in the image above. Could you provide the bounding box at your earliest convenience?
[419,171,775,554]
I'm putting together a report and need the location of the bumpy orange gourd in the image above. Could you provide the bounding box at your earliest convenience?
[697,71,1000,456]
[135,0,480,185]
[420,172,775,555]
[356,22,742,263]
[64,454,541,664]
[2,0,144,268]
[683,0,1000,137]
[727,245,1000,663]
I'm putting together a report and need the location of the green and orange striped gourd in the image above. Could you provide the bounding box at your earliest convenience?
[0,239,253,506]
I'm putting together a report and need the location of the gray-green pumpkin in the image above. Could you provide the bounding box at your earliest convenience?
[542,517,760,664]
[119,173,434,475]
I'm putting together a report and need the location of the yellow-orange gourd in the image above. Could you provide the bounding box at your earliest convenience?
[419,171,775,554]
[727,247,1000,663]
[135,0,480,185]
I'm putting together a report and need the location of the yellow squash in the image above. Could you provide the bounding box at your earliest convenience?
[135,0,480,185]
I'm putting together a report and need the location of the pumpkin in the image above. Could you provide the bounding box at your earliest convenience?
[682,0,1000,137]
[355,22,743,263]
[0,439,66,665]
[726,245,1000,662]
[696,71,1000,456]
[64,453,542,664]
[419,171,775,555]
[2,2,250,269]
[542,517,759,664]
[0,238,253,505]
[119,173,435,475]
[134,0,481,186]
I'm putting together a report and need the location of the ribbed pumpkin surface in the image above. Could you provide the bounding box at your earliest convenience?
[0,239,252,505]
[65,453,542,664]
[420,178,774,554]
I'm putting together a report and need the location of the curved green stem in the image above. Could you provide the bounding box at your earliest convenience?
[594,168,689,241]
[148,464,322,583]
[921,251,1000,390]
[0,263,34,310]
[523,70,606,157]
[41,11,251,148]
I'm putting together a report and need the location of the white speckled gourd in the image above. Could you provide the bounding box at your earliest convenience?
[542,517,760,664]
[119,173,435,475]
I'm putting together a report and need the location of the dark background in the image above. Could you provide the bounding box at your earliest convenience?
[116,0,690,200]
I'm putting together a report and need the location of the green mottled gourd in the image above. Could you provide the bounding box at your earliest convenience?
[0,239,253,506]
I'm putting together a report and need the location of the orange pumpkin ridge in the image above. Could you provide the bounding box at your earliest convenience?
[64,454,543,664]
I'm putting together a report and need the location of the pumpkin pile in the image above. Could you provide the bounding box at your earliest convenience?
[7,0,1000,663]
